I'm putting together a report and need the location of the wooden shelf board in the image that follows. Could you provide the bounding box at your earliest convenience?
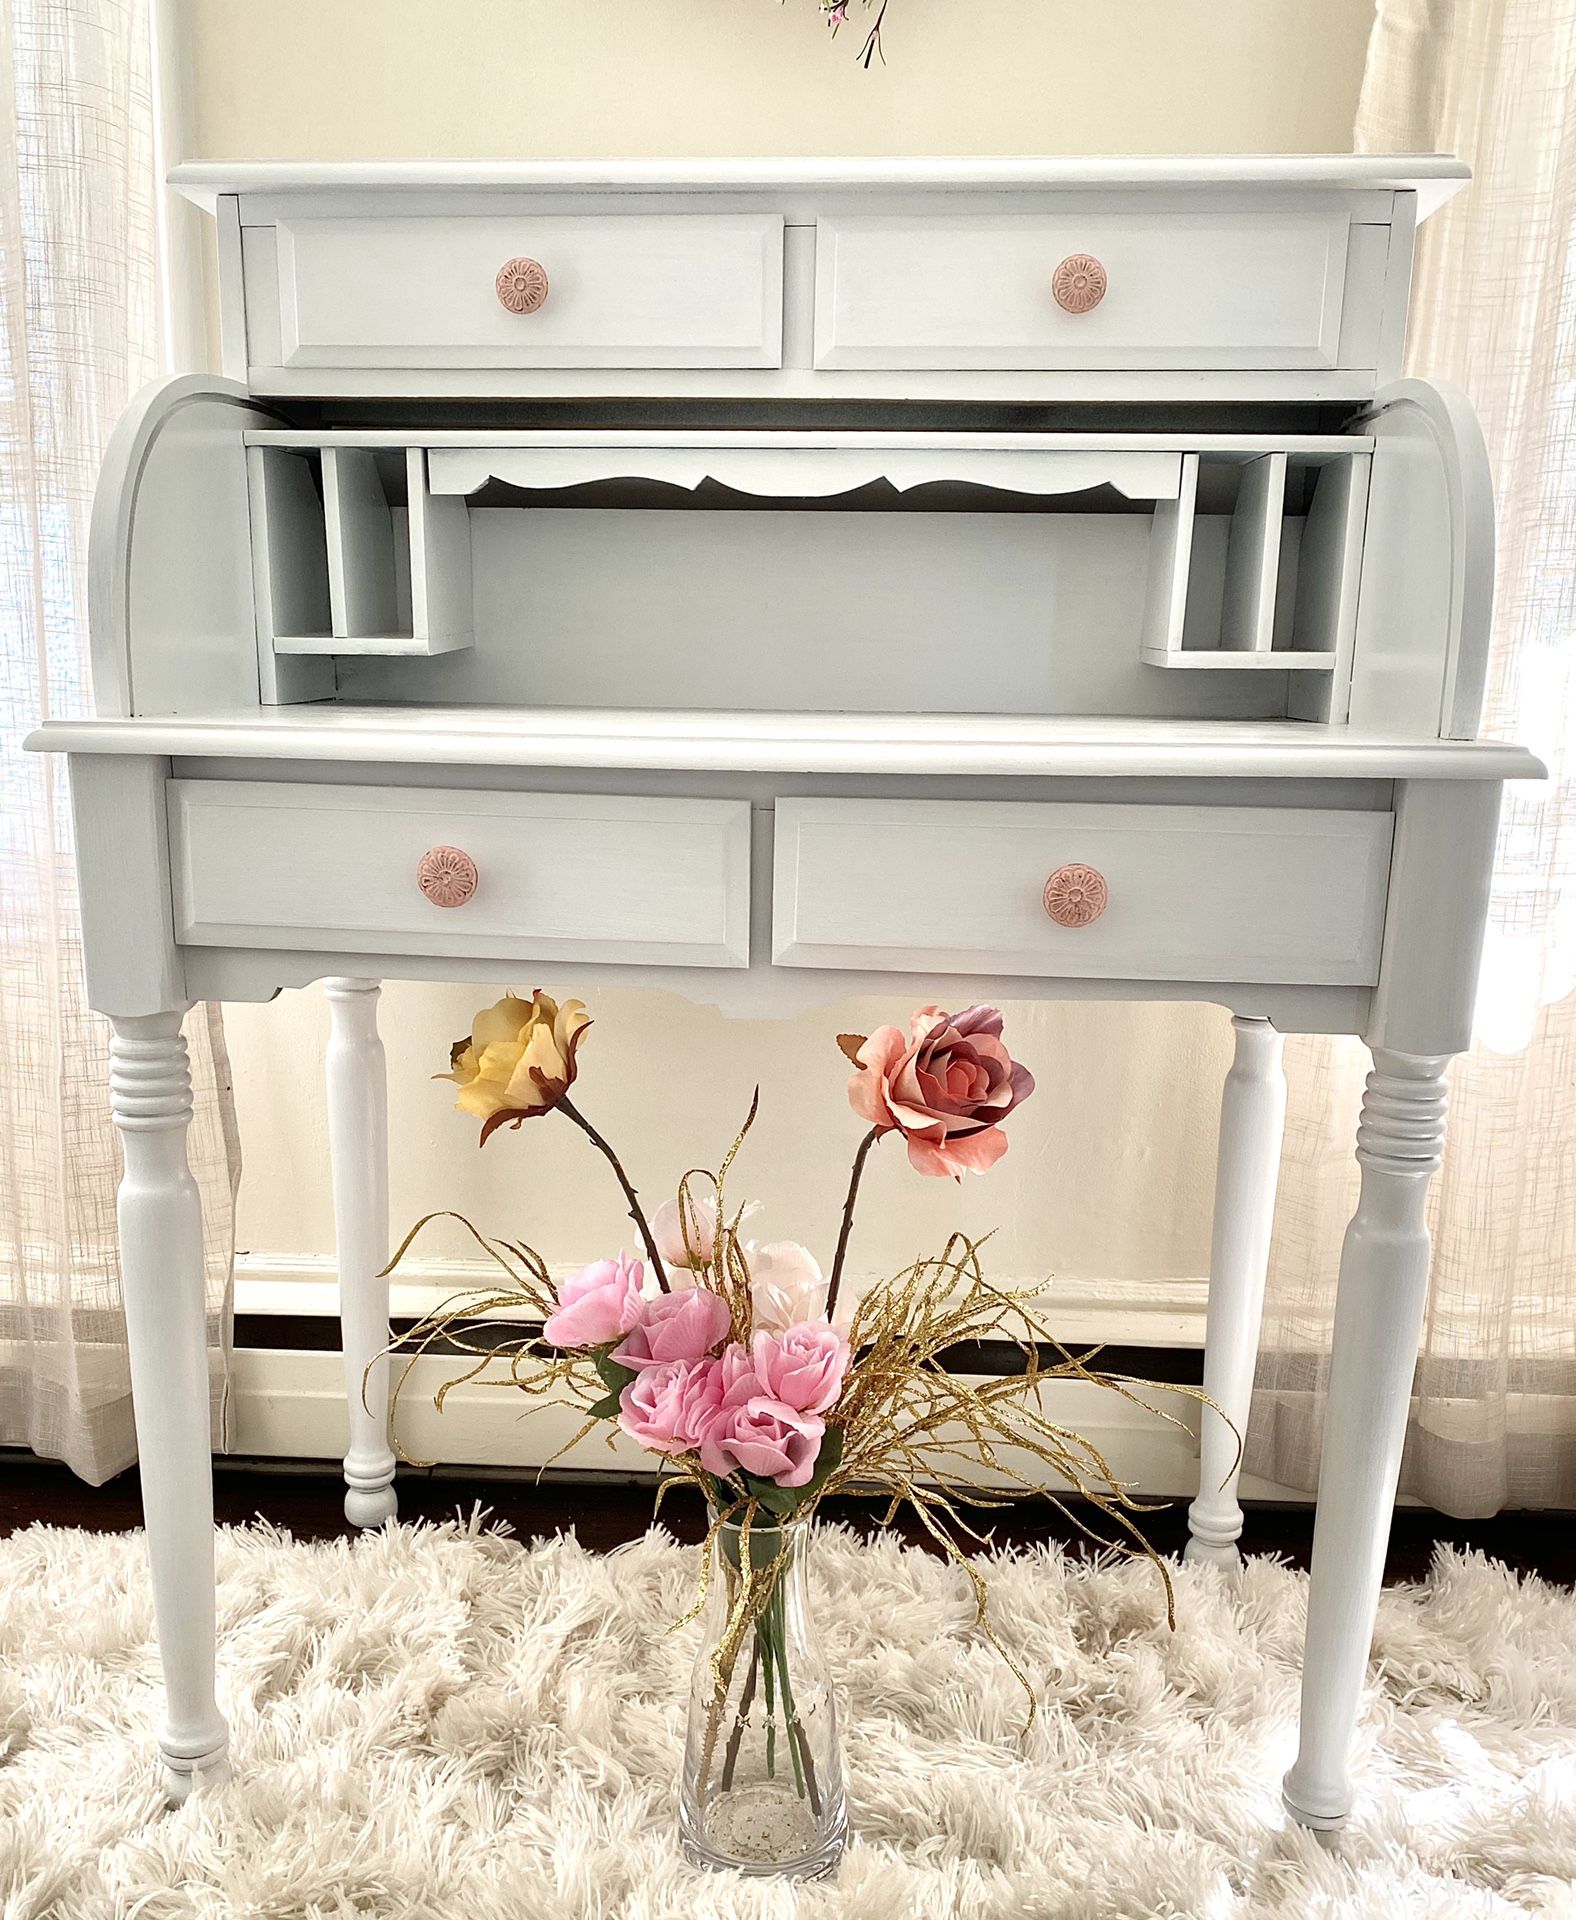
[1140,649,1339,672]
[274,635,425,658]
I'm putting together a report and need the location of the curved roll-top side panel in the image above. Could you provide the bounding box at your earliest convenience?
[88,374,280,718]
[1347,377,1495,741]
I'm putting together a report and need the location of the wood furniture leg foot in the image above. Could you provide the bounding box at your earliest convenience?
[1186,1014,1287,1569]
[111,1011,231,1801]
[325,977,397,1529]
[1282,1048,1449,1831]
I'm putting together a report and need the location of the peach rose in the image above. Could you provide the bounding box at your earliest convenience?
[440,991,591,1143]
[842,1003,1035,1180]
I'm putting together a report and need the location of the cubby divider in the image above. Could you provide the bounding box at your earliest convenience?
[1219,452,1286,655]
[246,446,334,705]
[1140,453,1198,662]
[324,446,403,642]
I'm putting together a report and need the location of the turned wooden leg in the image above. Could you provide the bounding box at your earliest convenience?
[324,977,397,1528]
[111,1010,230,1803]
[1186,1015,1287,1569]
[1282,1048,1449,1831]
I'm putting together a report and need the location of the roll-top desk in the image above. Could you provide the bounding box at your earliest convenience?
[27,157,1543,1832]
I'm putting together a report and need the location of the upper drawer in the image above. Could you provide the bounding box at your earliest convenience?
[814,210,1382,372]
[248,212,785,373]
[169,781,752,968]
[773,797,1392,985]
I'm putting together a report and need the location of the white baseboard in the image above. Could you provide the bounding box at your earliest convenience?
[230,1251,1312,1501]
[227,1351,1300,1508]
[235,1252,1213,1348]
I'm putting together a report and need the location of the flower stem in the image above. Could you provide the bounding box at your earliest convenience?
[719,1638,760,1793]
[824,1125,883,1325]
[762,1614,778,1779]
[556,1094,670,1291]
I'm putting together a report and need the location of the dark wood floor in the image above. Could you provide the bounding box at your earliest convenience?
[2,1453,1570,1587]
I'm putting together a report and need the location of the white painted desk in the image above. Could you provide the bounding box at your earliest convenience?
[28,157,1543,1833]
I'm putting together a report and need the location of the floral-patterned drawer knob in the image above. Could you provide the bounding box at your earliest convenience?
[1052,254,1108,315]
[417,846,479,909]
[1043,863,1109,928]
[495,256,549,315]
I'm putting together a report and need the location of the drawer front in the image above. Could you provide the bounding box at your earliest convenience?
[170,782,752,968]
[773,798,1392,985]
[814,210,1369,372]
[265,213,784,371]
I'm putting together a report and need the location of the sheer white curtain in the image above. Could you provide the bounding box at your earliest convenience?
[1248,0,1576,1515]
[0,0,238,1482]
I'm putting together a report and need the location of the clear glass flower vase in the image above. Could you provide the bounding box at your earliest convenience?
[679,1512,847,1879]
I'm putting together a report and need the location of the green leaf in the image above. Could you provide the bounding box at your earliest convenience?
[593,1351,637,1394]
[800,1423,844,1499]
[586,1387,626,1419]
[742,1476,798,1518]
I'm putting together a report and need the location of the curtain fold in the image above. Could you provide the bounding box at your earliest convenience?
[1247,0,1576,1516]
[0,0,238,1483]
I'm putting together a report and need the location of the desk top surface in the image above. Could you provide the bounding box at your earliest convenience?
[28,708,1544,783]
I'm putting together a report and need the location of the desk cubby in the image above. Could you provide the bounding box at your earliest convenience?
[247,442,472,702]
[243,430,1371,726]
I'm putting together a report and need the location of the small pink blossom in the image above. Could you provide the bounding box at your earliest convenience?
[617,1357,725,1456]
[750,1325,849,1415]
[613,1285,732,1372]
[541,1253,646,1349]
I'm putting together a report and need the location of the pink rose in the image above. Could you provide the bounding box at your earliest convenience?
[617,1357,724,1456]
[698,1389,825,1489]
[748,1241,829,1332]
[613,1285,732,1372]
[750,1326,849,1415]
[843,1004,1035,1180]
[541,1253,646,1349]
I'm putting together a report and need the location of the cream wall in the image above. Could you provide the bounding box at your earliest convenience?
[175,0,1376,1296]
[176,0,1374,162]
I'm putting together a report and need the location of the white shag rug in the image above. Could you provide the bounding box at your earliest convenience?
[1,1516,1574,1918]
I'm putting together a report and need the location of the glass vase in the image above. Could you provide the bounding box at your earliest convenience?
[679,1511,847,1879]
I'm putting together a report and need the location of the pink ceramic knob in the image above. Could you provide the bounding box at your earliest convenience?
[1043,863,1108,928]
[495,256,549,315]
[417,846,479,909]
[1052,254,1108,314]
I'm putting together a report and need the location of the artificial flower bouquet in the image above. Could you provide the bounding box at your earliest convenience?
[391,990,1208,1876]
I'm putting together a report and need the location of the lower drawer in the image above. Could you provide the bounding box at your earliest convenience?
[772,797,1392,985]
[169,781,752,968]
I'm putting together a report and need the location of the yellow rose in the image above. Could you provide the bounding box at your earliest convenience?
[440,991,592,1141]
